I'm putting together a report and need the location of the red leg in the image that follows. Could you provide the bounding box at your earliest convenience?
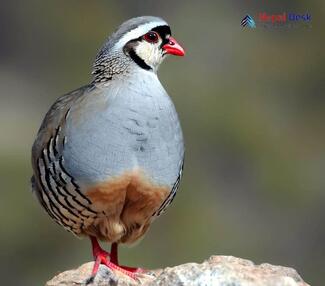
[89,237,140,279]
[110,242,146,274]
[110,242,118,265]
[90,236,110,276]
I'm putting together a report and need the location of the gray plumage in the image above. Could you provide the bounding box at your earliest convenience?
[31,16,184,243]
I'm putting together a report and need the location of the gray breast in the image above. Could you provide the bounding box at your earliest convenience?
[62,72,184,190]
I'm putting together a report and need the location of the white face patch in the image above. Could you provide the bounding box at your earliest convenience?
[114,21,168,51]
[135,38,166,70]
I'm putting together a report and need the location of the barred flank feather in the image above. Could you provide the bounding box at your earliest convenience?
[153,159,184,217]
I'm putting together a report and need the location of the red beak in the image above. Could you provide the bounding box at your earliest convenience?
[162,37,185,56]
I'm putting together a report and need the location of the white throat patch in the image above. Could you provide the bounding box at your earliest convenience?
[135,39,165,70]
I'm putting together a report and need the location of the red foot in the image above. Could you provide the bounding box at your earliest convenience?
[117,265,146,273]
[90,237,145,280]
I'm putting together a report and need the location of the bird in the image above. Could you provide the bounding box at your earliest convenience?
[31,16,185,280]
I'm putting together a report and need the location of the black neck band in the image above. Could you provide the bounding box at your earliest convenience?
[129,49,152,70]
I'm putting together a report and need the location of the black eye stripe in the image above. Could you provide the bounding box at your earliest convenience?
[152,25,171,38]
[123,25,171,45]
[152,25,171,47]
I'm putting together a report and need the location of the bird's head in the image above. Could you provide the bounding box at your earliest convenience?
[93,16,185,81]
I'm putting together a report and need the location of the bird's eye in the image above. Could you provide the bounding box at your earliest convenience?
[143,31,159,43]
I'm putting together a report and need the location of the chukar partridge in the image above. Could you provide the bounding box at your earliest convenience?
[31,16,185,279]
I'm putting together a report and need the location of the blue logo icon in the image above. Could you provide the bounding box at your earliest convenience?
[241,15,256,28]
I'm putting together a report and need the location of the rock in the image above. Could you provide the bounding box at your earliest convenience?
[46,255,310,286]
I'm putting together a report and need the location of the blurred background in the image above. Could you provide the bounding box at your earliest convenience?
[1,0,324,285]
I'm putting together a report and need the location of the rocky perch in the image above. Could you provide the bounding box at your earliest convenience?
[46,255,310,286]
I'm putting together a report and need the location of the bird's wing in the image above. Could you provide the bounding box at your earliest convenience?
[31,84,98,234]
